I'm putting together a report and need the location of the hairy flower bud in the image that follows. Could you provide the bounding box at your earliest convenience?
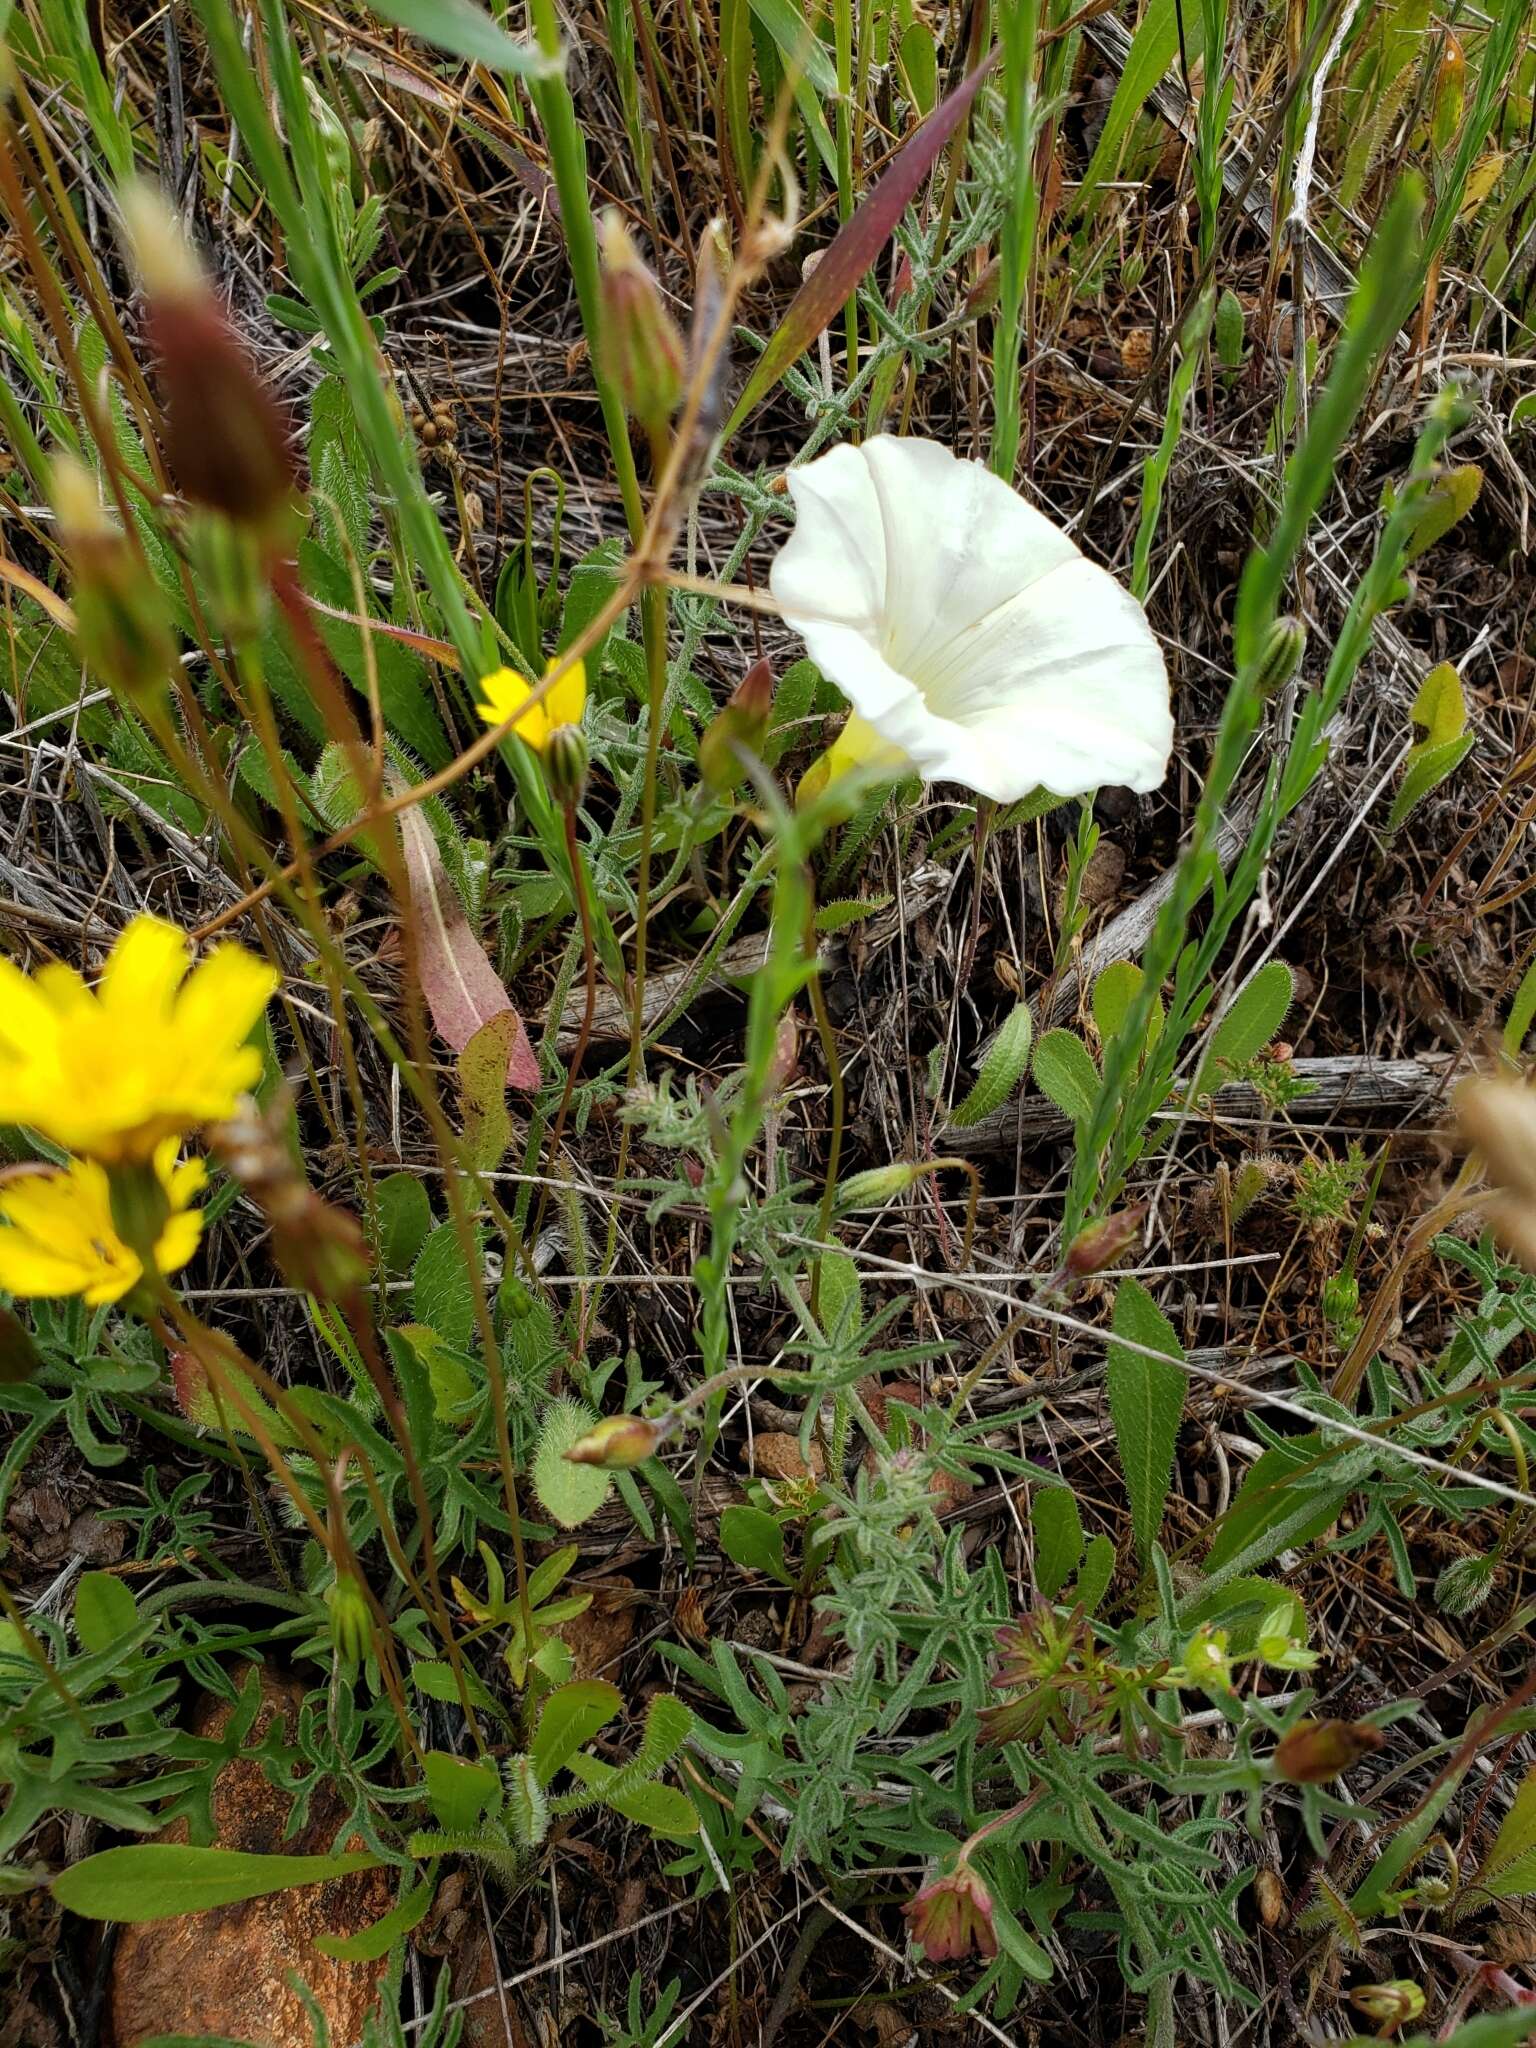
[326,1572,373,1664]
[1063,1202,1148,1280]
[52,455,175,702]
[543,721,590,809]
[1253,616,1307,699]
[1272,1717,1384,1785]
[564,1412,667,1470]
[119,182,299,540]
[698,656,775,794]
[597,210,685,439]
[835,1162,928,1211]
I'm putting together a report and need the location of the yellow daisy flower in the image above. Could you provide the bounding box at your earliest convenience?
[0,915,278,1164]
[476,657,586,753]
[0,1142,206,1306]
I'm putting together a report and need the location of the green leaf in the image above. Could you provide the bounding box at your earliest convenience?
[1204,1436,1348,1582]
[1104,1279,1186,1564]
[1031,1029,1100,1122]
[896,19,938,114]
[1404,462,1483,561]
[951,1002,1034,1127]
[1477,1765,1536,1899]
[1504,957,1536,1056]
[409,1659,497,1714]
[1386,666,1476,832]
[1070,0,1192,221]
[987,1892,1054,1982]
[364,0,544,75]
[412,1220,480,1351]
[1207,962,1295,1071]
[1072,1532,1116,1615]
[423,1751,500,1831]
[51,1845,385,1923]
[531,1679,622,1787]
[458,1012,516,1172]
[719,1505,792,1585]
[1031,1487,1083,1600]
[532,1398,613,1529]
[816,1248,863,1343]
[74,1571,136,1654]
[375,1173,433,1278]
[590,1778,698,1838]
[1512,392,1536,432]
[314,1877,435,1961]
[814,894,892,933]
[1091,960,1143,1045]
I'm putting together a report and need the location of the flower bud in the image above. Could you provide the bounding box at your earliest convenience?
[903,1860,997,1962]
[119,181,300,540]
[564,1412,667,1470]
[597,210,685,439]
[51,455,176,703]
[1064,1202,1148,1280]
[698,657,775,794]
[1253,617,1307,699]
[107,1156,173,1267]
[543,721,590,809]
[326,1572,373,1664]
[1272,1717,1384,1785]
[1348,1980,1424,2030]
[835,1162,928,1211]
[212,1098,368,1304]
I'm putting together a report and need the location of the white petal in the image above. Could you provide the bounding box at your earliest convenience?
[769,435,1173,805]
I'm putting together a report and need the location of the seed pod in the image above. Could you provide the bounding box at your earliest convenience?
[597,210,685,439]
[835,1162,928,1210]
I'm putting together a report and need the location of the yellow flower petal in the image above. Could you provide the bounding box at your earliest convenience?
[476,666,535,730]
[100,915,190,1021]
[0,1146,205,1304]
[545,655,586,732]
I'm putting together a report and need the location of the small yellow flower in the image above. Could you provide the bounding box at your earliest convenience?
[0,1143,205,1306]
[476,658,586,753]
[0,916,277,1165]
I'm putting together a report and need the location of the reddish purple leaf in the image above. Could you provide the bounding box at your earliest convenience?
[400,806,540,1090]
[724,47,997,438]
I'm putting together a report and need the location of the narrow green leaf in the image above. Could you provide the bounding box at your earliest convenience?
[814,894,893,933]
[365,0,545,75]
[951,1002,1034,1127]
[52,1845,385,1923]
[1386,731,1475,832]
[1404,462,1483,562]
[1480,1768,1536,1898]
[314,1877,435,1961]
[1105,1279,1186,1564]
[1073,1531,1116,1615]
[412,1219,480,1351]
[1504,957,1536,1056]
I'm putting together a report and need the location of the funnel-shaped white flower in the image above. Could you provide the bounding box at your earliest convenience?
[768,436,1173,803]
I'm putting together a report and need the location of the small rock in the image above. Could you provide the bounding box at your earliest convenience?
[109,1669,392,2048]
[748,1432,823,1481]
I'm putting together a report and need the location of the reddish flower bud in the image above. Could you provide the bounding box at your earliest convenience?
[903,1861,997,1962]
[598,210,685,439]
[698,657,775,793]
[120,183,299,539]
[1272,1718,1384,1785]
[211,1098,367,1304]
[1063,1202,1148,1280]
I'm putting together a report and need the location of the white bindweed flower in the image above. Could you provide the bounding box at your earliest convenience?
[768,435,1173,803]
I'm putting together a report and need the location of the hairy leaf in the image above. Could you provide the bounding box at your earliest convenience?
[951,1002,1034,1126]
[1105,1279,1186,1564]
